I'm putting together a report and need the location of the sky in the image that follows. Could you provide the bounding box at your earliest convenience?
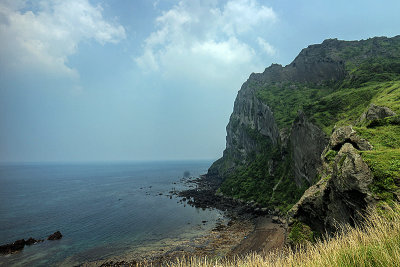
[0,0,399,163]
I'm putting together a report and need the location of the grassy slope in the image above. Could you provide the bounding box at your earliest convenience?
[218,39,400,212]
[168,204,400,267]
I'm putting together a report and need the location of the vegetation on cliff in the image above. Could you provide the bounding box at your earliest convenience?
[212,36,400,214]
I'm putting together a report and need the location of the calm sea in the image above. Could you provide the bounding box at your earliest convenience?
[0,161,224,266]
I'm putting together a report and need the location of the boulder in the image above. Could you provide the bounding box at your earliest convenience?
[359,104,396,122]
[47,231,63,240]
[272,216,280,224]
[329,126,373,151]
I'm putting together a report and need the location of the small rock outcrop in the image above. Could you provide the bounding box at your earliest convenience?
[359,104,396,122]
[328,126,373,151]
[0,237,43,254]
[47,231,63,240]
[289,127,376,234]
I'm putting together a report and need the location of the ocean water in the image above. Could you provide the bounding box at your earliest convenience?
[0,161,224,266]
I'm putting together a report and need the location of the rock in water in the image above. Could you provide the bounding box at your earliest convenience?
[0,239,26,254]
[48,231,63,240]
[25,237,42,245]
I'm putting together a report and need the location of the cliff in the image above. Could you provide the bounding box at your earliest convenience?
[208,35,400,237]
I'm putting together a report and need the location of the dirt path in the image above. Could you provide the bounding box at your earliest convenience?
[230,216,286,256]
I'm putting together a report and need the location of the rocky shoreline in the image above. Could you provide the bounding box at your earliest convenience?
[86,174,287,266]
[0,231,63,255]
[177,174,271,217]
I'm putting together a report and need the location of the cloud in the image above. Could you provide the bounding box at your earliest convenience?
[135,0,277,88]
[0,0,126,78]
[257,37,276,56]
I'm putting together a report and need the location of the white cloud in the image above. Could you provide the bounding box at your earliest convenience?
[135,0,277,89]
[257,37,276,56]
[221,0,276,36]
[0,0,126,78]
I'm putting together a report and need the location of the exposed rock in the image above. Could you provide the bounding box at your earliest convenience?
[328,126,373,151]
[0,239,26,254]
[290,110,328,185]
[208,88,280,177]
[25,237,42,245]
[289,142,376,234]
[359,104,396,122]
[48,231,63,240]
[0,237,45,254]
[272,216,280,224]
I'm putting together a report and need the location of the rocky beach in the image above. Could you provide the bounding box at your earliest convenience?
[84,174,287,266]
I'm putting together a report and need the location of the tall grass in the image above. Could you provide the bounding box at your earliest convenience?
[167,204,400,267]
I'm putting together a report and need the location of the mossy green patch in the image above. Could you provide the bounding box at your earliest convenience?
[256,82,334,130]
[325,150,338,162]
[361,149,400,202]
[289,220,315,246]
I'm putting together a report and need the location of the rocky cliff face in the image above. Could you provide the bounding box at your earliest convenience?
[289,126,375,234]
[225,85,280,165]
[209,35,400,235]
[290,111,328,186]
[209,37,348,185]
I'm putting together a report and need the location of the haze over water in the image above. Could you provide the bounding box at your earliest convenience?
[0,161,224,266]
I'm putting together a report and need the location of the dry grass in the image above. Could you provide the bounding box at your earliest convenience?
[165,204,400,267]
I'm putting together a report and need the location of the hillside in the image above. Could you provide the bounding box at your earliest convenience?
[207,35,400,237]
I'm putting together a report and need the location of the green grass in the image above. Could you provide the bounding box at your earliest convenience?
[355,125,400,150]
[256,82,334,130]
[361,149,400,203]
[288,220,315,246]
[372,81,400,114]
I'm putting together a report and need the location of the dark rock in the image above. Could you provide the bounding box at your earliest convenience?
[290,110,328,185]
[0,239,26,254]
[48,231,62,240]
[25,237,41,245]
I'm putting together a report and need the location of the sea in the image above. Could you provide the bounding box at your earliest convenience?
[0,160,226,266]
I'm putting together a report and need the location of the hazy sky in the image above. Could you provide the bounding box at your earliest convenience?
[1,0,399,162]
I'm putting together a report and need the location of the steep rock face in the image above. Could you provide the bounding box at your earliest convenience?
[289,127,375,233]
[225,86,280,164]
[209,39,347,179]
[209,80,280,177]
[290,111,328,186]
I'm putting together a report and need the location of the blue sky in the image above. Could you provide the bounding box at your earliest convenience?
[0,0,399,162]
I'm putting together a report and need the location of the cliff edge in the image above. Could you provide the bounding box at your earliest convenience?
[208,35,400,238]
